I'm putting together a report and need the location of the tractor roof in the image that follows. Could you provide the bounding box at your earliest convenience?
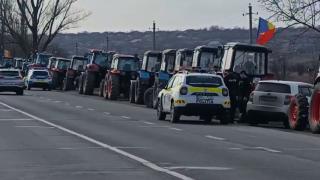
[72,56,87,60]
[144,50,162,56]
[177,48,194,54]
[113,54,136,59]
[162,49,177,55]
[224,42,272,53]
[194,45,220,52]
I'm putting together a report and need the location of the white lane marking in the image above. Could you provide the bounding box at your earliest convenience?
[138,126,171,128]
[75,106,83,109]
[254,147,281,153]
[0,102,193,180]
[65,103,70,106]
[165,166,232,171]
[0,118,34,121]
[15,125,55,129]
[143,121,155,125]
[169,127,183,131]
[47,99,52,101]
[0,109,12,112]
[39,97,44,99]
[88,108,95,111]
[57,147,103,150]
[205,135,226,141]
[229,147,243,150]
[103,112,111,115]
[53,101,62,103]
[121,116,131,119]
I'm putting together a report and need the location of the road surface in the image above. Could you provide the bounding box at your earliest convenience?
[0,90,320,180]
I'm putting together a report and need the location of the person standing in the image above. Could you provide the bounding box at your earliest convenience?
[224,70,240,122]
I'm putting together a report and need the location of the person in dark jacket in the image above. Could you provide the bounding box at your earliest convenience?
[224,70,240,122]
[238,71,252,120]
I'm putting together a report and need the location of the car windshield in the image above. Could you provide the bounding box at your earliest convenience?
[57,60,71,70]
[36,54,51,66]
[199,51,219,71]
[147,56,161,72]
[186,75,223,87]
[72,58,88,70]
[94,53,108,67]
[299,86,313,97]
[0,71,19,77]
[233,50,266,76]
[32,71,49,76]
[256,82,291,93]
[118,58,139,71]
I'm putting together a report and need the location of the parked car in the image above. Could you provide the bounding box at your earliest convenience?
[0,69,24,95]
[25,68,52,91]
[246,80,313,129]
[157,72,231,124]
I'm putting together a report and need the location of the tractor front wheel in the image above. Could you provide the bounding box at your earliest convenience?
[309,83,320,133]
[288,94,308,130]
[108,75,119,100]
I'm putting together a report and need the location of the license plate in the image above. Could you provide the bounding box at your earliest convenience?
[196,96,214,104]
[260,96,277,102]
[36,80,46,83]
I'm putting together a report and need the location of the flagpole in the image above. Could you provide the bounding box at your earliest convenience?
[249,3,253,44]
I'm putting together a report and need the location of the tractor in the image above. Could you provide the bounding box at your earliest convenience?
[144,49,177,108]
[102,54,140,100]
[129,51,162,104]
[63,56,88,91]
[78,50,115,95]
[51,58,71,90]
[30,52,52,68]
[174,48,194,72]
[220,42,272,121]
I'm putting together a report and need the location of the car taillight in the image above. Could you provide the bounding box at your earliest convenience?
[284,95,293,105]
[222,88,229,96]
[249,92,254,102]
[180,87,188,95]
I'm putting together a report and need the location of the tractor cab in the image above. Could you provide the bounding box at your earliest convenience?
[0,57,14,68]
[33,53,52,67]
[192,46,223,73]
[47,57,58,71]
[220,42,271,78]
[175,49,194,72]
[103,54,140,100]
[14,58,24,69]
[160,49,177,74]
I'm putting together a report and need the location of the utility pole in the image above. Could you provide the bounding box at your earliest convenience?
[75,42,78,56]
[153,21,156,50]
[106,32,109,52]
[243,3,257,44]
[0,0,4,56]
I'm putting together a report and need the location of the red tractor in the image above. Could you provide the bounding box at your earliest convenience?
[63,56,88,91]
[102,54,140,100]
[78,50,115,95]
[50,58,71,90]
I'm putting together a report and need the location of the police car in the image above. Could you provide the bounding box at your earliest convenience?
[156,72,231,124]
[25,68,52,91]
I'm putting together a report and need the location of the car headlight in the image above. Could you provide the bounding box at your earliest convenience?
[180,87,188,95]
[222,88,229,96]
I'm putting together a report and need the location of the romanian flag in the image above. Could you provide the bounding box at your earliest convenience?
[256,18,276,45]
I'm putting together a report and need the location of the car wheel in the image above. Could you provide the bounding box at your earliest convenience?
[157,99,166,120]
[170,102,180,123]
[16,89,24,95]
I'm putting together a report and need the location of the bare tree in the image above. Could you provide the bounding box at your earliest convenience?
[0,0,88,56]
[259,0,320,33]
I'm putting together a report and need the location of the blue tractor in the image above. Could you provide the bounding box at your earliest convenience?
[144,49,177,108]
[129,51,162,104]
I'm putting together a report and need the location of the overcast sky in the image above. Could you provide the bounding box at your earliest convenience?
[71,0,272,33]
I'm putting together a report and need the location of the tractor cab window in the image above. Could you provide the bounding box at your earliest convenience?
[117,58,139,72]
[233,51,266,76]
[161,55,175,73]
[184,53,193,67]
[36,54,51,66]
[72,58,88,71]
[147,56,161,72]
[1,58,14,67]
[199,51,219,71]
[94,53,108,67]
[57,60,71,70]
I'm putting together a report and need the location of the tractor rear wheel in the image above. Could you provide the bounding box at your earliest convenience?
[134,78,144,104]
[63,78,73,91]
[52,72,58,90]
[78,75,84,94]
[288,94,308,130]
[309,83,320,133]
[83,72,95,95]
[108,75,119,100]
[129,81,136,103]
[144,88,153,108]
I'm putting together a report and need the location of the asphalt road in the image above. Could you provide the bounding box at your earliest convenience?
[1,89,320,180]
